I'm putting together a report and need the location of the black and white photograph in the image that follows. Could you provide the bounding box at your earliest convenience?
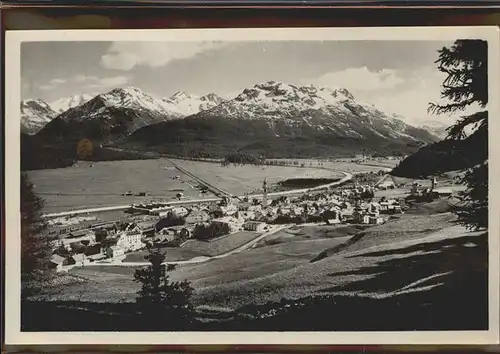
[4,27,500,345]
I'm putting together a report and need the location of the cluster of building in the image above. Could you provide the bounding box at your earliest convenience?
[49,219,157,271]
[49,178,411,271]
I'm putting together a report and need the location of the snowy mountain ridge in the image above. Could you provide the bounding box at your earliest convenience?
[160,90,225,116]
[191,80,437,143]
[20,99,58,135]
[50,93,97,114]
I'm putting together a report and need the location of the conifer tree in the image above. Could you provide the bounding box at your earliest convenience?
[21,172,54,299]
[134,249,194,327]
[429,39,488,230]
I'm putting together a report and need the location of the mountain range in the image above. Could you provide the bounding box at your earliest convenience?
[22,81,446,159]
[21,89,225,136]
[123,81,438,157]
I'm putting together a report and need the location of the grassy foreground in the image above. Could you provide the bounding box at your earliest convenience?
[22,207,489,331]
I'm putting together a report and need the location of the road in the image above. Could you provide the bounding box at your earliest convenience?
[85,224,292,267]
[41,197,222,218]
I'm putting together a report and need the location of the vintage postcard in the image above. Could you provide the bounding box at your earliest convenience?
[4,26,500,345]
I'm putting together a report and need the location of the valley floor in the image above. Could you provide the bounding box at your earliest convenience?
[27,158,344,213]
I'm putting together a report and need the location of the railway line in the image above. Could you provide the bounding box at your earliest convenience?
[167,159,234,199]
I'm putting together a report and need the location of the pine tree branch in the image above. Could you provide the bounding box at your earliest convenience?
[446,111,487,140]
[428,100,474,115]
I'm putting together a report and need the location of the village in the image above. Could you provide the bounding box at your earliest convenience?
[46,172,455,272]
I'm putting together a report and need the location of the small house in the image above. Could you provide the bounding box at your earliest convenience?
[137,221,156,237]
[49,254,67,272]
[155,230,176,243]
[185,210,210,224]
[352,205,365,224]
[219,204,238,216]
[69,242,86,254]
[375,174,396,190]
[171,206,189,217]
[211,216,244,233]
[278,207,291,216]
[68,254,85,266]
[84,243,102,256]
[322,209,341,224]
[369,215,385,225]
[434,188,453,197]
[106,245,125,258]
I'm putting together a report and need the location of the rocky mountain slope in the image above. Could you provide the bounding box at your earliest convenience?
[20,99,58,135]
[418,120,449,139]
[124,81,439,158]
[389,113,450,140]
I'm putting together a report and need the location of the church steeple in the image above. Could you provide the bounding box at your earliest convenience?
[263,178,268,208]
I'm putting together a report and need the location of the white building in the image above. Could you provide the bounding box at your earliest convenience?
[116,225,144,252]
[220,204,238,216]
[243,221,267,232]
[171,206,189,217]
[360,210,385,224]
[149,207,172,217]
[237,210,256,221]
[211,216,244,233]
[248,205,263,212]
[106,245,125,258]
[434,188,453,197]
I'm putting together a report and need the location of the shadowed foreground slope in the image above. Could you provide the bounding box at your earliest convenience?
[22,215,488,332]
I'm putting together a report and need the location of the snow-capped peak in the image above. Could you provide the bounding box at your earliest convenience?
[233,81,355,108]
[170,90,192,101]
[201,93,225,104]
[160,91,226,116]
[20,98,57,134]
[50,93,97,114]
[21,98,53,112]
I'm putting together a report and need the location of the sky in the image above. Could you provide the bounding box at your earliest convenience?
[21,40,455,123]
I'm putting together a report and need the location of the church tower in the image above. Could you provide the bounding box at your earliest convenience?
[431,176,437,191]
[262,178,268,208]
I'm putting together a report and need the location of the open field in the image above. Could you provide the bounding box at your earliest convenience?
[28,158,351,213]
[171,159,345,195]
[27,159,214,213]
[254,224,365,248]
[168,213,478,309]
[123,248,204,263]
[180,231,264,257]
[124,231,264,262]
[272,158,400,174]
[320,161,397,174]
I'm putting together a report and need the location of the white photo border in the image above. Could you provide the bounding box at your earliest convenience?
[4,26,500,346]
